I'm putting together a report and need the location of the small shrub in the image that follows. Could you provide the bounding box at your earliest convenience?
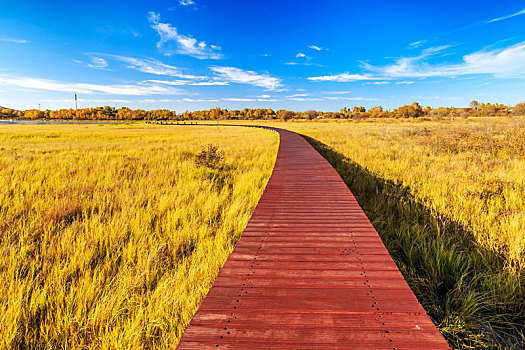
[194,144,224,169]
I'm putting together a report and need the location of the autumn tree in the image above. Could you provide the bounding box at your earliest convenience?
[469,100,480,110]
[394,102,424,118]
[279,110,295,120]
[368,106,385,118]
[513,102,525,116]
[303,110,318,120]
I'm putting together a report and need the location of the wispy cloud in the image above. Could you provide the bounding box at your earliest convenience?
[324,96,379,101]
[363,42,525,79]
[44,98,132,104]
[97,54,203,79]
[396,81,415,84]
[364,81,389,85]
[309,45,323,51]
[408,40,426,48]
[146,79,228,86]
[0,74,184,96]
[179,0,195,6]
[221,98,255,102]
[170,97,278,103]
[139,99,177,103]
[287,93,310,98]
[0,37,29,44]
[222,97,278,102]
[288,97,322,101]
[77,56,109,70]
[288,52,319,66]
[321,90,351,94]
[308,73,383,82]
[209,66,283,90]
[310,42,525,82]
[179,98,220,102]
[148,12,222,59]
[488,8,525,23]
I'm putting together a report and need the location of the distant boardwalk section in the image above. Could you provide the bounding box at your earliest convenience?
[177,127,450,349]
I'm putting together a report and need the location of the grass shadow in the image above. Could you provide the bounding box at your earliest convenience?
[301,134,524,349]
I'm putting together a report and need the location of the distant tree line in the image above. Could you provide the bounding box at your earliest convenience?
[0,106,177,120]
[2,101,525,121]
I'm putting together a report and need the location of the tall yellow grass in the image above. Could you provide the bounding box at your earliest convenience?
[0,123,278,349]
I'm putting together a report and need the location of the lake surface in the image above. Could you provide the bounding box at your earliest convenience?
[0,119,127,125]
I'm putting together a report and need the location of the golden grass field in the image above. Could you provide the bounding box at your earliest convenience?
[235,117,524,348]
[2,117,524,349]
[0,123,278,349]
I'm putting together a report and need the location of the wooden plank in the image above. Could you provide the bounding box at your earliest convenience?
[176,127,450,349]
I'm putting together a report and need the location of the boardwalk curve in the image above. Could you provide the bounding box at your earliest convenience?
[177,127,450,349]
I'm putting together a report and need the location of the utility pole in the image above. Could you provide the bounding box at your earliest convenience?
[74,94,78,111]
[38,104,41,111]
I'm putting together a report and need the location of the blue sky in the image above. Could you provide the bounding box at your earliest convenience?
[1,0,525,111]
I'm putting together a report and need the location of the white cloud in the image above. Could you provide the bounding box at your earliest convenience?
[287,93,310,98]
[146,79,229,86]
[139,99,179,103]
[408,40,426,48]
[363,41,525,79]
[191,81,229,86]
[0,74,184,96]
[324,96,379,101]
[0,37,29,44]
[179,98,220,102]
[222,98,256,102]
[308,73,383,82]
[147,12,222,59]
[488,8,525,23]
[396,81,415,84]
[293,52,314,64]
[98,54,203,79]
[87,57,109,70]
[256,94,272,98]
[179,0,195,6]
[44,98,132,104]
[209,66,283,90]
[288,97,322,101]
[285,62,299,65]
[364,81,389,85]
[309,45,322,51]
[310,42,525,83]
[321,90,351,94]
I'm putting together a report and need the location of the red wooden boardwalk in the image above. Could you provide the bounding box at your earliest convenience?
[177,128,450,349]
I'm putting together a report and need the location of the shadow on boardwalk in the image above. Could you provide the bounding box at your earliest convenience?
[301,135,524,350]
